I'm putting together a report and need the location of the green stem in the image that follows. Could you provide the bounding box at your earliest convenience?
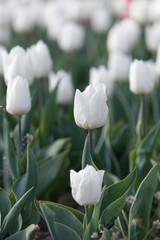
[18,115,22,161]
[88,130,93,159]
[38,78,45,105]
[84,205,89,227]
[141,95,146,137]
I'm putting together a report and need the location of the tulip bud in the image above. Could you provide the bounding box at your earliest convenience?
[70,165,105,206]
[57,21,85,52]
[108,51,132,82]
[2,46,34,86]
[129,0,149,25]
[90,8,111,34]
[29,40,52,79]
[74,84,108,130]
[107,19,140,53]
[129,59,154,95]
[89,65,114,98]
[6,76,31,116]
[145,22,160,53]
[48,70,74,105]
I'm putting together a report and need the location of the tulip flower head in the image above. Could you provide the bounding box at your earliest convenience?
[29,40,52,79]
[6,76,31,116]
[2,46,34,86]
[70,165,105,206]
[74,84,108,130]
[48,70,74,105]
[89,65,114,98]
[129,59,154,95]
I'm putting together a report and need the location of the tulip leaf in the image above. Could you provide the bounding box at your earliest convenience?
[100,168,136,214]
[36,201,83,238]
[37,202,81,240]
[37,150,69,198]
[3,118,19,179]
[13,146,38,199]
[100,169,136,228]
[37,137,70,160]
[99,228,110,240]
[0,188,11,222]
[39,88,58,147]
[135,120,160,182]
[1,187,34,238]
[128,164,158,240]
[5,224,35,240]
[43,201,84,223]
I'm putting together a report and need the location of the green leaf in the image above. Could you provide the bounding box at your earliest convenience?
[38,203,81,240]
[128,164,158,240]
[36,201,83,238]
[0,188,11,222]
[13,146,38,199]
[136,120,160,181]
[100,169,136,215]
[37,138,70,160]
[1,187,34,238]
[37,150,69,198]
[5,224,35,240]
[39,88,58,147]
[99,228,110,240]
[3,118,19,179]
[43,201,84,223]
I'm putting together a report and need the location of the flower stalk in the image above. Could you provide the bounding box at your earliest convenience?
[88,129,93,159]
[84,205,89,227]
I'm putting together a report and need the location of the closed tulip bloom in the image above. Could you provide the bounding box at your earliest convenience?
[57,21,85,52]
[2,46,34,86]
[29,40,52,79]
[6,76,31,116]
[129,60,154,95]
[70,165,105,206]
[108,51,132,82]
[145,22,160,53]
[129,0,149,25]
[74,84,108,130]
[48,70,74,105]
[107,19,141,53]
[89,66,114,98]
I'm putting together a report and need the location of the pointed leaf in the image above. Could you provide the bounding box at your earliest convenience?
[5,224,35,240]
[0,188,11,222]
[1,187,34,238]
[128,164,158,240]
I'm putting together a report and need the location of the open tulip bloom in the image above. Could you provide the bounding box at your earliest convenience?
[70,165,105,206]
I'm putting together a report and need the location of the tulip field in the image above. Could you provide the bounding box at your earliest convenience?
[1,0,160,240]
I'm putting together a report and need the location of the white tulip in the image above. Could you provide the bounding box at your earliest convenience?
[12,6,35,34]
[29,40,52,79]
[89,66,114,98]
[145,60,158,84]
[57,21,85,52]
[108,51,132,82]
[48,70,74,105]
[145,22,160,53]
[6,76,31,116]
[129,60,154,95]
[70,165,105,206]
[129,0,149,25]
[90,8,111,34]
[74,84,108,130]
[2,46,34,86]
[107,19,141,53]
